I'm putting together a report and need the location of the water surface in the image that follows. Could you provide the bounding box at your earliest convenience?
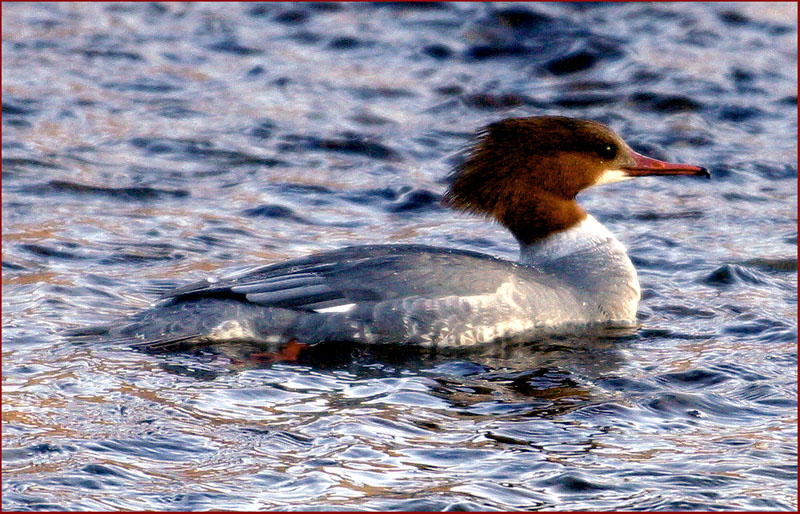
[2,2,797,510]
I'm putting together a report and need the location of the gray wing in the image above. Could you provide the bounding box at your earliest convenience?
[162,244,546,313]
[69,245,558,351]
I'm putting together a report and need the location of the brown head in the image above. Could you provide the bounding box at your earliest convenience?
[442,116,709,245]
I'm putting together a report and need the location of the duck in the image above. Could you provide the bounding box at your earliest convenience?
[70,116,709,356]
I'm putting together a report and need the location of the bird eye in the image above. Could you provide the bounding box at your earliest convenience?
[596,143,617,160]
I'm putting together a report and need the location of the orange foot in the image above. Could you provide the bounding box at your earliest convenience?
[249,339,309,364]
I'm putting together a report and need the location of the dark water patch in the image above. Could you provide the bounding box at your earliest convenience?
[740,257,797,274]
[273,9,311,25]
[261,430,315,450]
[717,104,765,123]
[703,264,773,288]
[718,8,794,36]
[82,463,133,479]
[636,328,715,341]
[74,48,143,61]
[507,367,580,397]
[2,260,28,272]
[466,43,544,61]
[103,78,181,94]
[747,465,798,482]
[386,188,440,213]
[103,2,156,14]
[2,158,64,172]
[729,67,754,84]
[246,65,266,78]
[327,36,372,51]
[7,39,62,52]
[718,9,749,26]
[129,136,199,155]
[653,304,717,319]
[147,99,205,119]
[633,209,705,222]
[242,204,308,224]
[21,244,84,261]
[680,29,723,49]
[560,80,617,93]
[552,94,616,108]
[722,317,789,337]
[629,92,703,113]
[2,141,27,152]
[539,473,614,493]
[753,397,797,409]
[644,391,760,420]
[427,360,488,378]
[45,476,105,491]
[97,249,188,266]
[349,112,395,126]
[434,85,462,96]
[657,368,729,388]
[246,3,275,17]
[20,180,189,200]
[340,187,399,205]
[599,376,659,394]
[129,137,286,167]
[629,68,667,85]
[277,183,334,196]
[464,7,625,74]
[720,191,771,203]
[752,162,796,180]
[713,362,772,383]
[3,118,32,128]
[3,443,77,462]
[473,6,554,36]
[279,133,402,161]
[546,50,599,75]
[545,37,625,76]
[1,496,65,511]
[190,232,231,248]
[2,101,39,116]
[85,434,215,462]
[422,43,453,60]
[207,39,263,56]
[463,92,543,110]
[287,30,324,45]
[307,3,344,13]
[369,2,449,11]
[351,86,416,100]
[159,362,225,381]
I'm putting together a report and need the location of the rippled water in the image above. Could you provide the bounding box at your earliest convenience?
[3,2,797,511]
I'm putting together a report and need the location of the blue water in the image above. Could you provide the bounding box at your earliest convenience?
[2,2,796,510]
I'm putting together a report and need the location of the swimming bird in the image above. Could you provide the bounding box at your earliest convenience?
[71,116,709,355]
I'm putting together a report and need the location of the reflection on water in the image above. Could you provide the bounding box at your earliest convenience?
[3,2,796,511]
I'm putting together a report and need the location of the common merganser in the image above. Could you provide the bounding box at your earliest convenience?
[72,116,709,354]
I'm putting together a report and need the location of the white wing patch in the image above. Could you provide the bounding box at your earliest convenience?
[314,303,356,314]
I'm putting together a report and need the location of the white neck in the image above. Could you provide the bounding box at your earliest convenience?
[518,214,620,265]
